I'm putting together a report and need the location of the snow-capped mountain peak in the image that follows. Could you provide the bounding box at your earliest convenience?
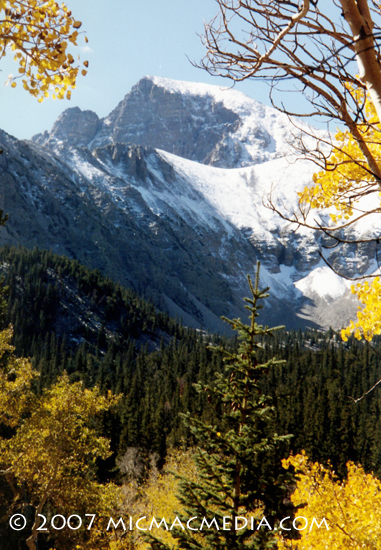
[9,76,376,330]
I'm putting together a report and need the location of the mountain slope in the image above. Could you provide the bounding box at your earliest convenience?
[0,246,180,355]
[0,131,254,331]
[1,76,377,331]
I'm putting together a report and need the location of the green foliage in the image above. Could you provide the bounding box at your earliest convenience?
[5,245,381,549]
[0,246,223,471]
[3,246,381,485]
[258,330,381,479]
[0,245,181,359]
[148,263,294,550]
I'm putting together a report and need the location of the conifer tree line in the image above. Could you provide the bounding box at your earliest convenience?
[1,246,381,548]
[0,245,380,480]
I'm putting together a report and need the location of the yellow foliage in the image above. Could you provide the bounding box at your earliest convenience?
[341,277,381,341]
[297,85,381,342]
[298,86,381,221]
[0,343,123,550]
[130,449,198,549]
[0,0,88,100]
[4,373,118,498]
[119,447,265,549]
[0,325,37,426]
[279,452,381,550]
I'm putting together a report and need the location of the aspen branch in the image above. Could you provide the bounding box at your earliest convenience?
[254,0,310,72]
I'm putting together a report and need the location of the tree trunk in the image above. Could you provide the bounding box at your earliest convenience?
[339,0,381,124]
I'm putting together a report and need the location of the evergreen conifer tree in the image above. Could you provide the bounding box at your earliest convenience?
[148,262,293,550]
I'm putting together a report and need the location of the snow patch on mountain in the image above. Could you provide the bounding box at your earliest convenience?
[158,149,317,240]
[63,139,360,312]
[295,266,350,302]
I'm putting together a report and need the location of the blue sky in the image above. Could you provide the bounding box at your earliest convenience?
[0,0,275,140]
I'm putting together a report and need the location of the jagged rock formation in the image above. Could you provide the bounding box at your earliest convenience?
[33,76,304,168]
[0,76,377,331]
[34,107,101,148]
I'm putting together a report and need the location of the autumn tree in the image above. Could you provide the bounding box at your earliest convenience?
[110,449,199,550]
[0,0,88,101]
[278,452,381,550]
[200,0,381,340]
[0,328,122,550]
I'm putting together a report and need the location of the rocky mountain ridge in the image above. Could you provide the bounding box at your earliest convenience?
[33,76,307,168]
[1,75,378,331]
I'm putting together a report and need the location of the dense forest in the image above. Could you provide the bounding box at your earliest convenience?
[1,246,381,549]
[0,245,380,481]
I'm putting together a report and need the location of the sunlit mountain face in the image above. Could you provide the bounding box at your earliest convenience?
[1,75,376,331]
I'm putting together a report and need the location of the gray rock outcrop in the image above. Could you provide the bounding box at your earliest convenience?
[33,107,101,148]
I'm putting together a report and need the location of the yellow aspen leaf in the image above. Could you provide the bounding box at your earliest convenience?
[0,362,122,550]
[299,86,381,228]
[1,1,88,101]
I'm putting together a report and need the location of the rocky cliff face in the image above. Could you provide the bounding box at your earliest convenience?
[97,76,241,165]
[33,76,304,168]
[34,107,101,148]
[0,76,377,332]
